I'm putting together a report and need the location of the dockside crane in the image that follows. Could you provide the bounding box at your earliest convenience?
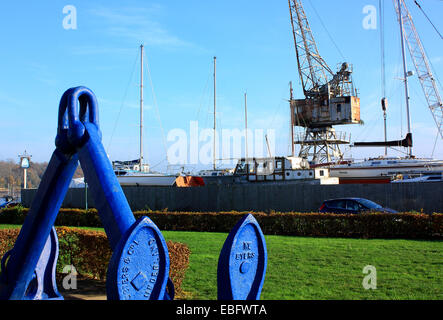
[393,0,443,142]
[288,0,361,164]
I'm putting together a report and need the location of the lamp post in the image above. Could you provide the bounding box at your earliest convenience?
[18,150,32,190]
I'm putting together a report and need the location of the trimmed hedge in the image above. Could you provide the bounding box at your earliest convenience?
[0,227,191,298]
[136,211,443,239]
[1,206,442,239]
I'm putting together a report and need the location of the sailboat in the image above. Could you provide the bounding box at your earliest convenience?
[113,159,177,186]
[113,45,177,187]
[328,0,443,184]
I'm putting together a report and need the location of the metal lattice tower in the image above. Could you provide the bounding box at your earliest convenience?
[393,0,443,141]
[294,128,351,164]
[288,0,360,164]
[288,0,331,97]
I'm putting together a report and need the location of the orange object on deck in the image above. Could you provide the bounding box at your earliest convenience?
[175,176,205,187]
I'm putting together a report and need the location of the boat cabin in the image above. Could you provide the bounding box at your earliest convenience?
[112,160,150,176]
[233,156,336,183]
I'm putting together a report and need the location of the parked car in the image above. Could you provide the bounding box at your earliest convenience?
[0,196,19,209]
[319,198,398,214]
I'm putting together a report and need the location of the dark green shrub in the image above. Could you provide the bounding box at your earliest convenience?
[1,207,441,239]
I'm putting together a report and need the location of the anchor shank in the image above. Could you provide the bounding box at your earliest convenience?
[78,122,136,250]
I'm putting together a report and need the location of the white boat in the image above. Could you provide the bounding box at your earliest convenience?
[392,172,443,183]
[329,157,443,184]
[115,172,177,186]
[113,160,176,186]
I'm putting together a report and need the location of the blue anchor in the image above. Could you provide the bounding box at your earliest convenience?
[0,87,172,300]
[0,87,267,300]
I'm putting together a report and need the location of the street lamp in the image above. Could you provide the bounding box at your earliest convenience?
[18,150,32,190]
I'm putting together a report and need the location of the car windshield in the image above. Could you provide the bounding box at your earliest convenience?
[357,199,383,209]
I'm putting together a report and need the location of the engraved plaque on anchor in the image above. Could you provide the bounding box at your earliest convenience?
[106,217,170,300]
[217,214,267,300]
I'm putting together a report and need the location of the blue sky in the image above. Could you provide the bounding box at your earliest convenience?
[0,0,442,172]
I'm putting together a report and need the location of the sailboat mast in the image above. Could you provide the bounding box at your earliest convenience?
[379,0,388,156]
[398,0,413,157]
[245,92,248,161]
[290,81,295,157]
[265,134,272,158]
[213,56,217,171]
[140,44,144,171]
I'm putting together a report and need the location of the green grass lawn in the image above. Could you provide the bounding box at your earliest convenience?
[1,225,441,300]
[161,231,442,300]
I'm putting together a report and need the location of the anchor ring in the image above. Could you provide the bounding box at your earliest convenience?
[55,86,100,151]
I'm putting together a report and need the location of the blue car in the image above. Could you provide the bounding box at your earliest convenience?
[0,196,16,209]
[319,198,398,214]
